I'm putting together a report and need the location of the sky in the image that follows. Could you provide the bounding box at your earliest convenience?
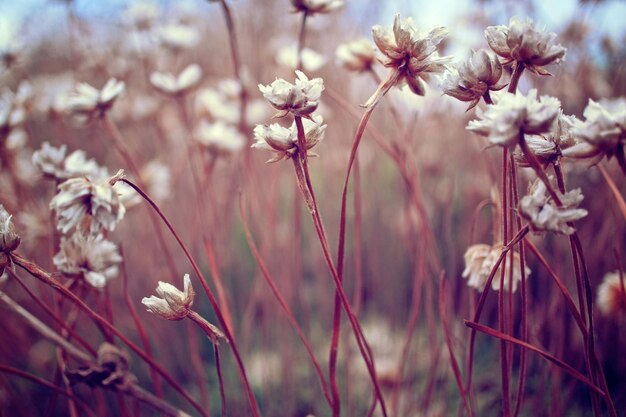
[1,0,626,49]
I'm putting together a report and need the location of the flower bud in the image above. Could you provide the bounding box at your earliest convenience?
[142,274,195,320]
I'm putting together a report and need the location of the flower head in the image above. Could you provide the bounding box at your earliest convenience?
[519,179,587,235]
[441,49,505,109]
[150,64,202,96]
[485,17,566,75]
[53,231,122,288]
[462,243,530,293]
[336,38,376,73]
[252,115,326,162]
[32,142,102,180]
[65,78,125,119]
[569,98,626,159]
[195,120,245,156]
[159,24,199,51]
[276,46,326,72]
[142,274,195,320]
[0,204,20,253]
[597,271,626,318]
[259,71,324,117]
[372,14,450,96]
[515,112,578,166]
[467,89,561,148]
[290,0,343,15]
[50,174,126,235]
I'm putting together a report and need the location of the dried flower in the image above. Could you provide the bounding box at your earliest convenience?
[32,142,102,180]
[462,243,530,292]
[276,46,326,72]
[0,88,26,137]
[569,98,626,159]
[53,231,122,288]
[372,14,450,96]
[252,115,326,162]
[441,49,505,109]
[336,38,376,73]
[519,179,587,235]
[195,120,245,156]
[467,89,561,148]
[597,271,626,317]
[65,79,125,119]
[485,17,566,75]
[0,204,20,253]
[290,0,343,15]
[66,342,136,389]
[50,174,126,235]
[150,64,202,96]
[258,71,324,117]
[142,274,195,320]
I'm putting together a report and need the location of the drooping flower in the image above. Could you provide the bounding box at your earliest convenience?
[50,173,126,235]
[142,274,195,320]
[258,71,324,117]
[195,120,245,156]
[519,179,587,235]
[290,0,343,15]
[597,272,626,318]
[485,17,567,75]
[53,231,122,288]
[441,49,505,109]
[336,38,376,73]
[150,64,202,96]
[467,89,561,148]
[568,98,626,160]
[32,142,102,180]
[372,14,450,96]
[252,115,326,162]
[462,243,531,293]
[65,79,125,119]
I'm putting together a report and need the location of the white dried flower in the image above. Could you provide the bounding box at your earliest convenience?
[336,38,376,73]
[467,89,561,148]
[569,99,626,159]
[258,71,324,117]
[276,46,326,72]
[150,64,202,96]
[515,112,578,166]
[159,24,199,51]
[252,115,326,163]
[50,174,126,235]
[142,274,195,320]
[462,243,530,293]
[372,14,450,96]
[53,231,122,288]
[597,271,626,317]
[290,0,343,15]
[142,160,172,203]
[0,88,26,136]
[519,179,587,235]
[65,79,125,119]
[32,142,101,180]
[485,17,566,75]
[0,204,20,253]
[441,49,505,109]
[195,120,245,156]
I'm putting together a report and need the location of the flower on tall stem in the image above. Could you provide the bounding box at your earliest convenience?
[514,112,578,167]
[258,70,323,118]
[252,115,326,163]
[371,14,450,98]
[519,178,587,235]
[65,78,125,120]
[150,64,203,97]
[467,89,561,148]
[142,274,195,320]
[441,49,505,109]
[49,171,126,235]
[485,17,566,75]
[32,142,102,181]
[53,231,122,288]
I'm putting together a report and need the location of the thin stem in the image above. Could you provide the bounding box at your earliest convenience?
[119,178,262,417]
[296,11,308,71]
